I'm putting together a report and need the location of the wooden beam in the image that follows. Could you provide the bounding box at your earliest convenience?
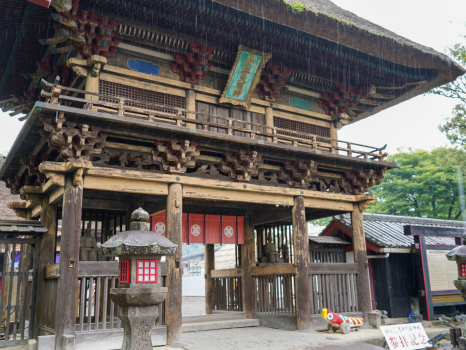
[308,263,359,275]
[31,205,42,218]
[81,198,128,211]
[211,268,242,279]
[251,264,296,276]
[293,196,311,330]
[84,176,168,195]
[251,209,291,226]
[351,203,372,323]
[165,183,182,345]
[54,172,83,349]
[34,196,57,339]
[205,245,215,314]
[241,216,255,318]
[48,187,64,205]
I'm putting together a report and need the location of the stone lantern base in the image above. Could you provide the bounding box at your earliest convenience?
[454,280,466,301]
[118,305,158,350]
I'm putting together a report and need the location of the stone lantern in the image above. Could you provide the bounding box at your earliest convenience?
[446,233,466,300]
[101,208,177,350]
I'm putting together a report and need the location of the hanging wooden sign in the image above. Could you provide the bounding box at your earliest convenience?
[149,212,244,245]
[219,44,271,110]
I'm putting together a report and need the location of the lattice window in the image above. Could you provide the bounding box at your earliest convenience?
[119,260,130,283]
[273,116,330,142]
[99,80,185,115]
[136,260,158,283]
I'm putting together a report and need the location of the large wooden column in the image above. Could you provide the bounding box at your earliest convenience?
[330,122,338,153]
[185,89,196,129]
[54,173,83,350]
[204,244,215,314]
[34,195,58,338]
[351,203,372,322]
[241,216,255,317]
[265,107,273,142]
[292,196,311,330]
[165,183,183,345]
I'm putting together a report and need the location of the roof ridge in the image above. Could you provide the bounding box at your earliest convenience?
[361,213,466,227]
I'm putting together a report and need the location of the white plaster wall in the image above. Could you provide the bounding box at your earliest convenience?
[182,276,205,296]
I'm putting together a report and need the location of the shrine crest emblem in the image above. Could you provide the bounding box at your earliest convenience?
[154,222,165,234]
[191,224,201,237]
[224,226,234,237]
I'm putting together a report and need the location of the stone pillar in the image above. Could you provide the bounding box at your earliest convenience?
[34,195,58,339]
[241,217,255,318]
[292,196,311,330]
[265,106,273,142]
[165,183,183,345]
[351,203,372,322]
[185,89,196,129]
[54,173,84,350]
[204,244,215,314]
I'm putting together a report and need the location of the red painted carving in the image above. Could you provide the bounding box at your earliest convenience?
[255,63,293,101]
[319,83,370,117]
[172,41,215,85]
[340,168,386,195]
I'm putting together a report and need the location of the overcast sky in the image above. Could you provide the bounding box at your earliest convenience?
[1,1,465,154]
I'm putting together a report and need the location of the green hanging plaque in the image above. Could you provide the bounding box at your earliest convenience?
[219,44,271,110]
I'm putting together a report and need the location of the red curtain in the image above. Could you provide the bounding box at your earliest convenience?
[149,211,244,244]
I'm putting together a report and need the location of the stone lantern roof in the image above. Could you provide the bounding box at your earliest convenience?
[447,233,466,261]
[101,208,177,257]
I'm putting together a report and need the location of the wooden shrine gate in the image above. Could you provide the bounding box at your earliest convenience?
[0,221,44,347]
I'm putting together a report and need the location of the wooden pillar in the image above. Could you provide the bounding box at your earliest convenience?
[186,89,196,129]
[204,244,215,314]
[292,196,311,330]
[330,122,338,153]
[54,173,83,350]
[241,216,255,317]
[165,183,182,345]
[351,203,372,322]
[34,195,58,339]
[265,107,273,142]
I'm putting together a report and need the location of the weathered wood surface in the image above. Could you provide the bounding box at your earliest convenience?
[241,216,255,317]
[251,264,296,276]
[54,173,83,350]
[351,203,371,322]
[204,244,215,314]
[254,274,295,315]
[211,268,242,279]
[165,183,183,344]
[292,196,312,330]
[308,263,359,275]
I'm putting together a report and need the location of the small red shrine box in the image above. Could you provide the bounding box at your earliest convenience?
[136,260,158,283]
[119,260,131,283]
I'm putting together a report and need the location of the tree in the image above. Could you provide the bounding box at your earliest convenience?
[367,148,466,220]
[431,33,466,145]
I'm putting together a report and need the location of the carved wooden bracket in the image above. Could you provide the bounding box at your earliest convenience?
[279,160,318,188]
[255,63,293,101]
[40,114,108,161]
[171,41,215,85]
[341,168,386,195]
[94,149,159,171]
[359,198,376,212]
[220,150,264,182]
[152,139,201,174]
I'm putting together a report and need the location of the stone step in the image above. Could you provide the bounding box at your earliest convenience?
[182,312,248,324]
[182,318,260,333]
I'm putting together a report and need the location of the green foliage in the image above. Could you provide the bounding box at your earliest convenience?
[309,217,332,227]
[182,243,204,257]
[282,0,306,14]
[431,34,466,146]
[0,151,7,157]
[367,148,466,220]
[458,276,466,280]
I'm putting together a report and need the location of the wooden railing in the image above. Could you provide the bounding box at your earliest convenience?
[39,80,388,162]
[212,276,243,312]
[308,263,359,315]
[254,274,295,315]
[45,261,167,332]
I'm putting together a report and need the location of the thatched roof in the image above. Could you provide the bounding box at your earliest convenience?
[213,0,465,122]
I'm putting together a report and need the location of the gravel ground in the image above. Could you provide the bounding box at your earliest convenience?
[182,296,205,316]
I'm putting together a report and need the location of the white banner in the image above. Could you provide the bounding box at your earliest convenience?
[381,324,430,350]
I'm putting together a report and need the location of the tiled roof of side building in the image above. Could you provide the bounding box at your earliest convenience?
[322,213,463,248]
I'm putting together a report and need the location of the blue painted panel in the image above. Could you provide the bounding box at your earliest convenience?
[127,59,160,75]
[289,97,311,110]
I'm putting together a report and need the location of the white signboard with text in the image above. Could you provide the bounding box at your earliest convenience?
[381,324,429,350]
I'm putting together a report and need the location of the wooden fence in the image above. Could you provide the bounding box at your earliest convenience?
[254,274,295,315]
[308,263,359,315]
[40,80,388,162]
[212,277,243,312]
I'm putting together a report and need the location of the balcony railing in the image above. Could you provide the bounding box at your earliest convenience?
[40,80,388,162]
